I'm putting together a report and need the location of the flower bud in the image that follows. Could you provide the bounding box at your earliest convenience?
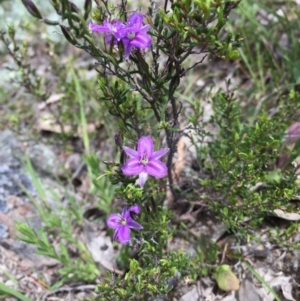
[84,0,92,20]
[60,25,77,45]
[21,0,42,19]
[114,131,123,148]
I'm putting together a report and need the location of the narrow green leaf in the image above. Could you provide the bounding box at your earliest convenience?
[0,282,34,301]
[244,261,281,301]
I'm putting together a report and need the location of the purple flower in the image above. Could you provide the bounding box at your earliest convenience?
[89,19,124,44]
[107,205,143,245]
[122,136,169,187]
[89,13,152,59]
[118,13,152,59]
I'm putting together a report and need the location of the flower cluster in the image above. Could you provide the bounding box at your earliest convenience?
[107,137,168,244]
[89,13,152,59]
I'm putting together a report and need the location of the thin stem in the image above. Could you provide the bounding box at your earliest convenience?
[164,0,168,12]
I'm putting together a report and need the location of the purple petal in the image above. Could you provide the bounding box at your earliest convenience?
[128,13,143,27]
[115,30,127,40]
[121,158,144,175]
[119,25,150,37]
[107,213,120,229]
[145,160,167,178]
[118,26,140,37]
[131,33,152,49]
[121,37,130,45]
[123,41,133,59]
[138,171,148,187]
[140,24,151,32]
[121,207,132,224]
[118,225,131,244]
[113,227,119,241]
[128,204,141,214]
[105,34,118,45]
[113,20,125,30]
[89,23,111,33]
[127,219,143,230]
[122,206,129,217]
[89,20,125,36]
[103,20,124,33]
[137,136,154,158]
[151,148,169,160]
[123,146,138,158]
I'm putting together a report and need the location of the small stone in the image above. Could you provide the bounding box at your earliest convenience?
[16,274,23,280]
[215,265,239,291]
[5,279,16,288]
[64,153,82,173]
[27,143,59,177]
[0,223,8,238]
